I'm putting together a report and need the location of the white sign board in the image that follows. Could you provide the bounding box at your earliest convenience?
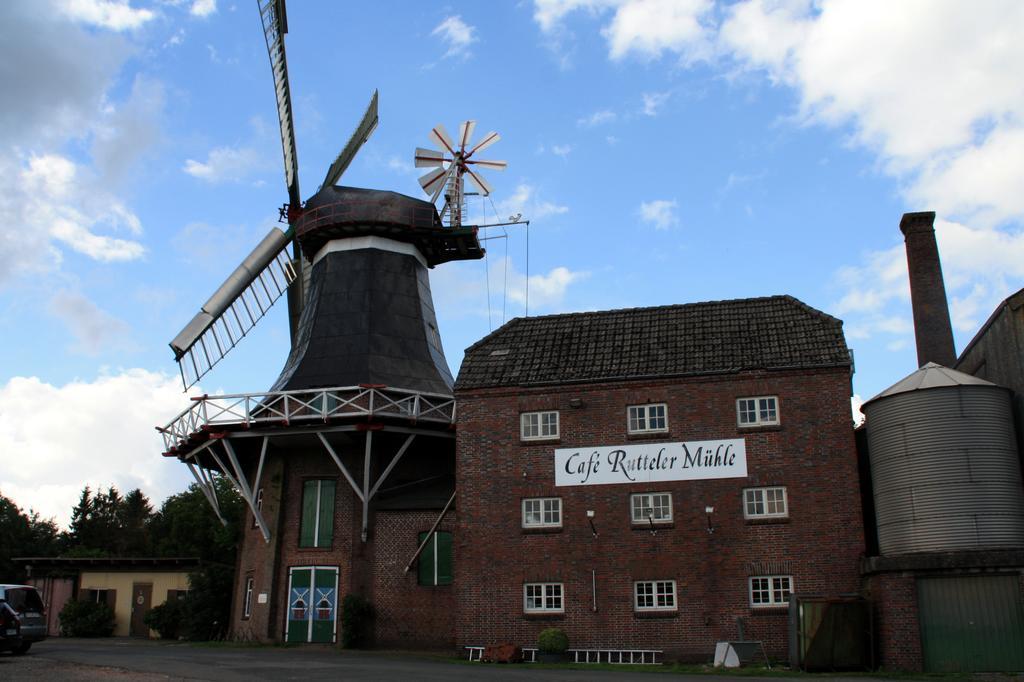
[555,438,747,486]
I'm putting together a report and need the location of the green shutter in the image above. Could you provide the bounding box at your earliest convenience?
[436,531,453,585]
[299,481,317,547]
[418,532,434,585]
[417,531,453,586]
[317,480,335,547]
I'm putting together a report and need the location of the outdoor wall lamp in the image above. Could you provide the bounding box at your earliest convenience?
[569,397,583,408]
[587,509,598,537]
[705,505,715,534]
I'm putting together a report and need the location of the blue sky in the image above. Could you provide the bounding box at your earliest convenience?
[2,0,1023,525]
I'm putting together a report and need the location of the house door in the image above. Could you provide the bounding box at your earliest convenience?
[129,583,153,637]
[285,566,338,643]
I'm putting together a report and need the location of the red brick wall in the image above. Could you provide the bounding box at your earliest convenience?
[863,573,922,671]
[372,510,456,648]
[454,367,864,662]
[229,434,457,648]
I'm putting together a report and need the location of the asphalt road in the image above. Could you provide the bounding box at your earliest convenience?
[4,638,912,681]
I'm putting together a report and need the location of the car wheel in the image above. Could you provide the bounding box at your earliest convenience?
[14,642,32,655]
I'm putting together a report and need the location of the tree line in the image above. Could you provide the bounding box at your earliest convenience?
[0,480,242,581]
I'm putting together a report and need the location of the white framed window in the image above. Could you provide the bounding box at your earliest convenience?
[522,498,562,528]
[521,411,559,440]
[631,492,673,524]
[743,486,788,519]
[243,577,255,618]
[749,575,793,607]
[523,582,564,613]
[737,396,779,426]
[634,580,677,611]
[627,403,667,433]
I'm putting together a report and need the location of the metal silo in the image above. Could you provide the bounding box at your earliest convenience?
[863,363,1024,554]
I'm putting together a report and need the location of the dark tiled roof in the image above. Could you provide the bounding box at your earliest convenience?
[455,295,850,390]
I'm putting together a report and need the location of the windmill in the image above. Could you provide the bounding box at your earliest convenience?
[415,121,506,228]
[168,0,379,390]
[159,0,487,646]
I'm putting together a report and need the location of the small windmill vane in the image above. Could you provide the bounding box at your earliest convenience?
[415,121,507,228]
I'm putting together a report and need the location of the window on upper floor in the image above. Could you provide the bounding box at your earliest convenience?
[627,403,667,434]
[631,492,673,524]
[521,411,559,440]
[299,479,335,548]
[252,487,264,529]
[522,497,562,529]
[749,575,792,607]
[737,396,779,426]
[743,486,788,519]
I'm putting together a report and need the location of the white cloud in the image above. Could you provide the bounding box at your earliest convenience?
[641,90,671,116]
[638,199,679,230]
[533,0,714,64]
[183,146,264,183]
[14,154,146,266]
[851,395,864,426]
[496,183,569,221]
[190,0,216,18]
[0,369,193,527]
[551,144,572,158]
[719,0,1024,228]
[59,0,155,31]
[832,218,1024,342]
[603,0,713,62]
[577,109,617,127]
[432,15,478,59]
[432,256,588,323]
[48,289,134,355]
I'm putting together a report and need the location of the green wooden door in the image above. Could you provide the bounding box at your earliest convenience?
[918,575,1024,671]
[286,567,338,643]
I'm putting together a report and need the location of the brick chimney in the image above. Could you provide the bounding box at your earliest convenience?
[900,211,956,368]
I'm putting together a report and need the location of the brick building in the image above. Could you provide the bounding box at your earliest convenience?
[453,295,865,660]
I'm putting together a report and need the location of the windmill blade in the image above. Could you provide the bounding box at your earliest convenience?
[169,227,297,390]
[259,0,301,208]
[419,166,452,203]
[414,147,446,168]
[321,89,379,189]
[429,124,457,155]
[467,131,500,156]
[464,167,494,196]
[466,159,507,171]
[458,120,477,151]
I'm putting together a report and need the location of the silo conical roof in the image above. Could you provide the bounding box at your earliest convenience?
[864,362,999,408]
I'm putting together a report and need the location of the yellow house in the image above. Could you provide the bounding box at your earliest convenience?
[18,557,200,637]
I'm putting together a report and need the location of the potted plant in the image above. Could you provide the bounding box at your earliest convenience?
[536,627,569,663]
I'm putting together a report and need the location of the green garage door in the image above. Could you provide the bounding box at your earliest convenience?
[918,574,1024,672]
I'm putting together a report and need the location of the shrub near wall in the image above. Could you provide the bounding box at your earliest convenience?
[59,600,115,637]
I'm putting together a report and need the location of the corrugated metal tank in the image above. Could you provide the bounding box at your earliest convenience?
[864,369,1024,554]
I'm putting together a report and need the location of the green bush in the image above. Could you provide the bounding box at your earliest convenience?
[59,599,115,637]
[537,627,569,654]
[144,598,187,639]
[183,565,233,641]
[340,593,374,648]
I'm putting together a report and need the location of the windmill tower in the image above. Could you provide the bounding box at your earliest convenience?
[159,0,486,646]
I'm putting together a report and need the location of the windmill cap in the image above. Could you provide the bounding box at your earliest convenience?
[294,186,483,267]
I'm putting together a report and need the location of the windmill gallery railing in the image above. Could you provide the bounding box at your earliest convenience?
[158,385,456,454]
